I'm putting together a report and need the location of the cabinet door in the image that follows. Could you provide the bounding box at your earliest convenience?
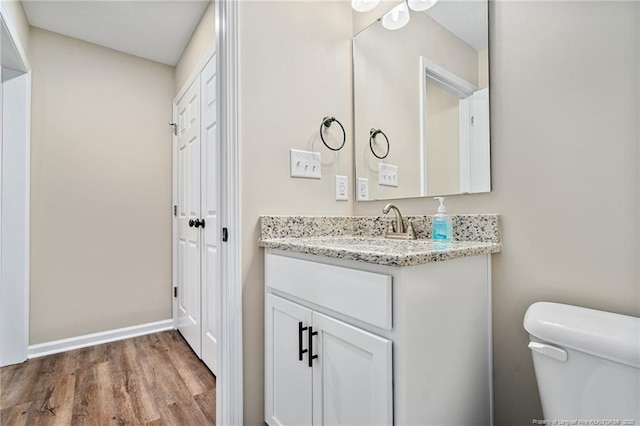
[311,312,393,426]
[265,294,313,426]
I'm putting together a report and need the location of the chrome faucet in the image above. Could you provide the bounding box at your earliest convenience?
[382,203,416,240]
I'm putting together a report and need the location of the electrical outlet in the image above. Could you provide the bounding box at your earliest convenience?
[335,175,348,201]
[378,163,398,187]
[357,177,369,201]
[290,149,321,179]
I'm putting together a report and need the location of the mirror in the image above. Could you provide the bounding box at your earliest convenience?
[353,0,490,201]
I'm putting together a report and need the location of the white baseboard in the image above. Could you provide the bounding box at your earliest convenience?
[28,319,174,359]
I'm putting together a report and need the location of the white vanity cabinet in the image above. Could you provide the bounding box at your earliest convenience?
[265,294,393,426]
[265,253,393,426]
[264,249,493,426]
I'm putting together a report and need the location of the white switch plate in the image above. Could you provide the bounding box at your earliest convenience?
[290,149,321,179]
[357,177,369,201]
[378,163,398,187]
[335,175,348,201]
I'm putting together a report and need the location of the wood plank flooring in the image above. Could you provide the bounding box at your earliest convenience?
[0,330,216,425]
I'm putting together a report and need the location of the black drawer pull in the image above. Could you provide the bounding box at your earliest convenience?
[298,322,308,361]
[308,326,318,367]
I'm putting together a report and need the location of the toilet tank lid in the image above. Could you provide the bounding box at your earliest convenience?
[524,302,640,369]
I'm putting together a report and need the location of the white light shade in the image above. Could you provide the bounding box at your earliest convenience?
[382,2,411,30]
[407,0,438,12]
[352,0,381,13]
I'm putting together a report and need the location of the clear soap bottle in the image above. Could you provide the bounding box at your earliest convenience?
[432,197,453,242]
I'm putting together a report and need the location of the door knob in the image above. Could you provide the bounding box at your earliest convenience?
[194,219,205,228]
[189,219,195,228]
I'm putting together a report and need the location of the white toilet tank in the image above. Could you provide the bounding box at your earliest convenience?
[524,302,640,423]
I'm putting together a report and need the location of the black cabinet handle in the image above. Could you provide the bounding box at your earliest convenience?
[308,326,318,367]
[298,322,308,361]
[189,219,195,228]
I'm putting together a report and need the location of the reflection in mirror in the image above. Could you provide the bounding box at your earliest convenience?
[354,0,489,201]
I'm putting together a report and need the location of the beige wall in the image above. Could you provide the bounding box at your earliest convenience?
[2,0,30,56]
[29,28,175,344]
[175,1,215,93]
[239,1,353,423]
[354,1,640,424]
[353,11,479,200]
[478,48,488,90]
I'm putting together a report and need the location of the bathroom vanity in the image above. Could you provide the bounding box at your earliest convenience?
[260,215,501,426]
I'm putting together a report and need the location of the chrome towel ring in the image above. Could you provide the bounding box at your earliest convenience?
[369,128,389,159]
[320,117,346,151]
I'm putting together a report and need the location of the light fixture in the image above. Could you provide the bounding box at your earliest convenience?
[351,0,381,13]
[382,2,410,30]
[407,0,438,12]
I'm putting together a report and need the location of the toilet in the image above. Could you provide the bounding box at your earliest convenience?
[524,302,640,422]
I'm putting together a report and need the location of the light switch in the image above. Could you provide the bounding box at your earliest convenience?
[378,163,398,187]
[357,177,369,201]
[335,175,348,201]
[290,149,321,179]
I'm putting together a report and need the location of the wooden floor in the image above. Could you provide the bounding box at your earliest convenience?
[0,330,216,425]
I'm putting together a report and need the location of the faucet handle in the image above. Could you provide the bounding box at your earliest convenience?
[385,221,395,234]
[406,221,417,240]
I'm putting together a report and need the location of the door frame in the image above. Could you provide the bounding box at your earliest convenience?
[215,0,243,423]
[171,0,243,422]
[419,56,478,196]
[0,2,32,367]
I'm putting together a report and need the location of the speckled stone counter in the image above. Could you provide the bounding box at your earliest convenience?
[259,215,502,267]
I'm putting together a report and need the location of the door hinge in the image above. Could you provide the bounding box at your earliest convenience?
[471,116,475,126]
[169,122,177,136]
[173,205,177,216]
[222,227,228,242]
[173,286,177,298]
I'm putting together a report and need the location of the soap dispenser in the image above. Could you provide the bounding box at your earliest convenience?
[432,197,453,242]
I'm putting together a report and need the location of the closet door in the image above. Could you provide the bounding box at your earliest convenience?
[200,55,219,374]
[176,76,202,356]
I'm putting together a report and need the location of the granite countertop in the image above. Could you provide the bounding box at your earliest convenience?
[259,215,502,267]
[259,236,501,267]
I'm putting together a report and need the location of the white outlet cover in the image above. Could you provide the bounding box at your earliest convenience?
[335,175,348,201]
[378,163,398,187]
[290,149,321,179]
[357,177,369,201]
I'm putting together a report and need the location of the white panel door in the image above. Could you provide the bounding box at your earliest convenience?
[200,55,219,374]
[265,294,313,426]
[176,76,202,356]
[311,311,393,426]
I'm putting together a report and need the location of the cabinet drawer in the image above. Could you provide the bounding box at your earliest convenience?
[266,253,392,330]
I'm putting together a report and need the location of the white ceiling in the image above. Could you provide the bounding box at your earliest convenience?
[22,0,210,66]
[426,0,488,51]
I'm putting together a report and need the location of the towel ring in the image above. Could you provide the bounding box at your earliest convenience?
[320,117,346,152]
[369,128,389,159]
